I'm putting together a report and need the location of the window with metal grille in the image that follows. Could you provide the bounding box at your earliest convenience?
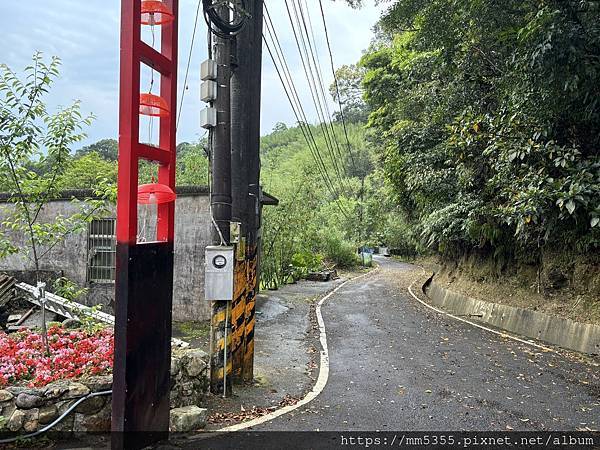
[87,218,116,283]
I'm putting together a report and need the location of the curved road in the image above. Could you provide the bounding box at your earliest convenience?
[259,257,599,431]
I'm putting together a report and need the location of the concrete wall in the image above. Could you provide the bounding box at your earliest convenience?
[0,188,212,321]
[425,279,600,355]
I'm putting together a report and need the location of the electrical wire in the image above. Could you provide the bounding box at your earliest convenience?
[317,0,358,172]
[202,0,247,38]
[299,0,350,171]
[264,9,350,219]
[295,0,348,171]
[176,0,203,131]
[265,2,339,196]
[263,6,351,220]
[263,8,338,199]
[283,0,350,192]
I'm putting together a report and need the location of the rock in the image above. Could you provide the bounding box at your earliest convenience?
[306,271,331,282]
[169,392,181,409]
[180,381,194,397]
[184,350,208,377]
[73,405,111,433]
[22,408,39,432]
[169,406,207,432]
[15,392,43,409]
[84,375,113,392]
[0,390,13,402]
[57,399,76,416]
[170,357,181,376]
[51,412,74,433]
[44,381,70,400]
[7,409,25,432]
[75,396,106,415]
[38,404,58,424]
[63,382,90,399]
[6,386,44,396]
[1,402,16,423]
[62,318,82,329]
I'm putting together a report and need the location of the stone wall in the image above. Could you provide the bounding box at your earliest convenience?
[0,348,209,434]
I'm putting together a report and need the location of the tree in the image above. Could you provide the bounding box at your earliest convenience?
[58,152,117,189]
[356,0,599,273]
[0,54,112,351]
[75,138,118,161]
[329,64,369,124]
[176,142,209,186]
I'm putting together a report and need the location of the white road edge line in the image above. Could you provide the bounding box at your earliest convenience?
[217,267,379,432]
[407,266,557,354]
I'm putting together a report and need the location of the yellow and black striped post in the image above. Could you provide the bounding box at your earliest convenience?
[209,300,232,394]
[243,245,258,381]
[231,248,247,381]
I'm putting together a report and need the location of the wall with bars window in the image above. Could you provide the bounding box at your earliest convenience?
[0,186,213,321]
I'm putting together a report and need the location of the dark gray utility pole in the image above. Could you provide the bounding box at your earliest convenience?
[243,0,264,381]
[209,24,233,395]
[229,0,264,382]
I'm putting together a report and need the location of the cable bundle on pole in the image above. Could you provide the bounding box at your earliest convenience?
[202,0,248,38]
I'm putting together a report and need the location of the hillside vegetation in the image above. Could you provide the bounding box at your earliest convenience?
[344,0,600,319]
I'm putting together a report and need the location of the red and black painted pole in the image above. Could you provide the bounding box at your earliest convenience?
[112,1,178,448]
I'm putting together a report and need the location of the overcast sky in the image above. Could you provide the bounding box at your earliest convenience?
[2,1,382,148]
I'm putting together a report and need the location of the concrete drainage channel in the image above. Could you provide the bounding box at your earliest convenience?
[414,270,600,356]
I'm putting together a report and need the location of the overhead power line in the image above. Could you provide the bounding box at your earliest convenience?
[317,0,358,172]
[283,0,351,192]
[263,3,351,219]
[177,0,203,131]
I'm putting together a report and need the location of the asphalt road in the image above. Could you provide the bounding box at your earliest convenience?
[256,257,599,432]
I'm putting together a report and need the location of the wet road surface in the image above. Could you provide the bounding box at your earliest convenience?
[257,257,599,431]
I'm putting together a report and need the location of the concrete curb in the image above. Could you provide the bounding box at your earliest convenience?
[425,277,600,356]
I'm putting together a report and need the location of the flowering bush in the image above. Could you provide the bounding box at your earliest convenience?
[0,325,113,387]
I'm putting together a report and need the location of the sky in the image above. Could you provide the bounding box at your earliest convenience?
[2,0,383,148]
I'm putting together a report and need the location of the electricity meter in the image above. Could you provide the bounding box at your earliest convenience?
[205,246,234,301]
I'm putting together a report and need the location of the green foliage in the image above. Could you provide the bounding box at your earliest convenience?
[176,141,209,185]
[318,229,360,268]
[330,64,370,124]
[75,138,118,161]
[52,277,107,334]
[52,276,88,301]
[357,0,600,264]
[58,152,117,189]
[260,121,376,288]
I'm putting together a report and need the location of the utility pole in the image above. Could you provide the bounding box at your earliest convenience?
[209,17,233,395]
[230,12,248,383]
[243,0,264,381]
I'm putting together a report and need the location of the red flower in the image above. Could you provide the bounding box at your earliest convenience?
[0,328,114,387]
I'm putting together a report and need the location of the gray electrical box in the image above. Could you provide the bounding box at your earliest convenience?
[200,107,217,129]
[201,59,217,80]
[205,246,234,301]
[201,80,217,102]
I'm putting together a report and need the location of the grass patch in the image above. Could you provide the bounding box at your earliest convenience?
[175,321,210,341]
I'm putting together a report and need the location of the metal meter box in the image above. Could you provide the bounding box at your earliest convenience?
[205,246,234,301]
